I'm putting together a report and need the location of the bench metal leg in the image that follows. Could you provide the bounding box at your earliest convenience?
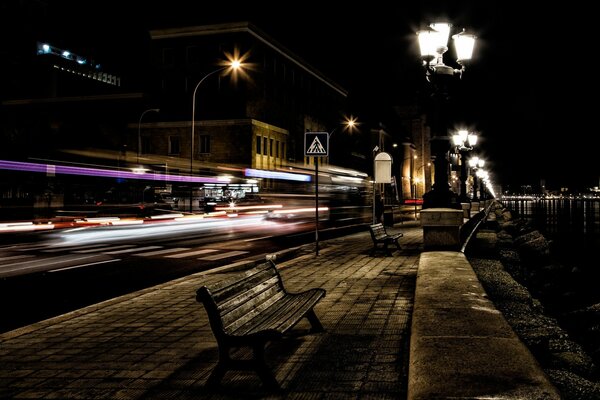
[306,309,325,333]
[395,240,402,251]
[207,342,281,390]
[253,344,280,390]
[206,346,231,387]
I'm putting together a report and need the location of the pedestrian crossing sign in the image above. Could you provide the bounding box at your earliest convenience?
[304,132,329,156]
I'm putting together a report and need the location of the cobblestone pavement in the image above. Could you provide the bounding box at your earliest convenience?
[0,223,422,399]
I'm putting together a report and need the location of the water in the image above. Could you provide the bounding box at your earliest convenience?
[501,196,600,305]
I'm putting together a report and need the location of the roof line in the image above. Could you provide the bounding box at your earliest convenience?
[149,22,347,97]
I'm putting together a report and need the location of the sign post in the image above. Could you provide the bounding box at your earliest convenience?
[374,152,392,224]
[304,132,329,256]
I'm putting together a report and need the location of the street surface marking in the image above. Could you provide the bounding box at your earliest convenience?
[198,250,249,261]
[0,254,36,262]
[102,246,162,255]
[166,249,218,258]
[0,254,102,277]
[134,247,190,257]
[42,243,108,253]
[73,245,135,253]
[49,259,122,272]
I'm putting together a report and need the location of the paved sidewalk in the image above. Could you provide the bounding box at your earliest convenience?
[0,223,422,399]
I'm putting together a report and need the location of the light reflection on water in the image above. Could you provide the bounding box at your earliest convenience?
[501,197,600,290]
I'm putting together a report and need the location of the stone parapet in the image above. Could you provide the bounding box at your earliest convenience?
[421,208,464,250]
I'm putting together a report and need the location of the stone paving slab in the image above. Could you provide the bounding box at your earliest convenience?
[0,224,422,399]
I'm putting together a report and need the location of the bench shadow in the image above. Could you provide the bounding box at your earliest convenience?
[144,333,307,399]
[283,333,406,395]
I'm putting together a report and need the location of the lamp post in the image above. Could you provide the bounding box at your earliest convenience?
[451,129,477,203]
[417,22,477,209]
[477,169,490,200]
[137,108,160,164]
[468,157,485,201]
[189,60,242,213]
[412,177,421,220]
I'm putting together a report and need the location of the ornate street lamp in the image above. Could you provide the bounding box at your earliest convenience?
[417,22,477,209]
[418,23,476,79]
[468,156,485,201]
[452,129,478,202]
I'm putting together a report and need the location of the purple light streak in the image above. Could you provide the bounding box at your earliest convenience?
[0,160,226,183]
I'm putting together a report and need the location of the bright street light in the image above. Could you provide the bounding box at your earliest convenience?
[468,157,485,201]
[189,59,243,213]
[416,21,477,209]
[452,129,478,202]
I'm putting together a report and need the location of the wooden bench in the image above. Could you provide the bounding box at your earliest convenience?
[368,222,403,256]
[196,260,326,389]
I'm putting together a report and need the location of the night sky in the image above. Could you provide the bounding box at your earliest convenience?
[4,0,599,192]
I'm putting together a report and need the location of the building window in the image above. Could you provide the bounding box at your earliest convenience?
[263,137,268,155]
[199,135,210,154]
[270,139,274,156]
[256,136,261,154]
[282,143,286,161]
[169,136,180,155]
[276,140,280,158]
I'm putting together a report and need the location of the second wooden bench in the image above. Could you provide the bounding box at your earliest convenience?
[368,222,403,256]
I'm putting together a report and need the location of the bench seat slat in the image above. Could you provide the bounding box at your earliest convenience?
[217,275,281,314]
[222,289,287,334]
[248,290,325,335]
[212,268,278,304]
[232,289,324,336]
[209,262,273,293]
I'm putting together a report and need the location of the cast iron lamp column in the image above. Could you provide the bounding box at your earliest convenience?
[468,157,485,201]
[416,22,477,209]
[189,60,242,213]
[452,129,478,203]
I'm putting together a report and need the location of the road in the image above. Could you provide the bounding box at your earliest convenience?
[0,214,365,334]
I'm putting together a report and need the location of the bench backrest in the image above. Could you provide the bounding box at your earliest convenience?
[196,260,286,337]
[369,223,387,240]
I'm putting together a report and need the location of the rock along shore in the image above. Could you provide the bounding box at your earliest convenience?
[468,201,600,399]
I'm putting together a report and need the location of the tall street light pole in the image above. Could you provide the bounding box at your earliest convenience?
[417,22,477,209]
[189,60,242,213]
[137,108,160,165]
[451,129,478,203]
[468,157,485,201]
